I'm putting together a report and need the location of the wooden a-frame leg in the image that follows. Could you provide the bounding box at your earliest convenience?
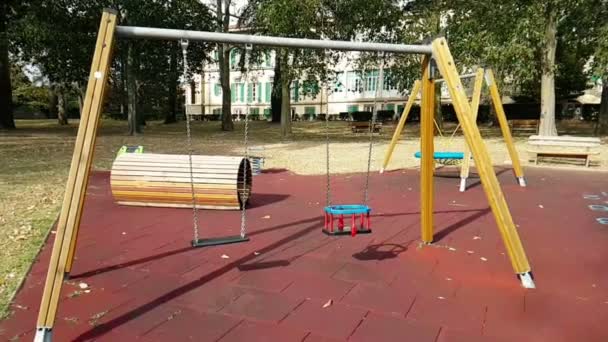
[459,68,485,192]
[432,38,534,288]
[485,69,526,187]
[380,80,421,173]
[35,10,118,342]
[420,56,435,244]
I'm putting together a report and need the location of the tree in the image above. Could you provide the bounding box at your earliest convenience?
[0,1,22,129]
[591,2,608,135]
[447,0,600,136]
[14,0,212,132]
[216,0,234,131]
[247,0,331,137]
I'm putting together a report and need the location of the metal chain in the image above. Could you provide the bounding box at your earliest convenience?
[363,53,385,204]
[181,39,200,242]
[324,82,331,207]
[239,44,253,238]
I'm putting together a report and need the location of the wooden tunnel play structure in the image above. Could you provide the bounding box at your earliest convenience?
[111,153,252,210]
[34,9,535,342]
[381,68,527,192]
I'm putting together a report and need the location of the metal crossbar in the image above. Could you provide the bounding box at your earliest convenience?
[115,26,432,55]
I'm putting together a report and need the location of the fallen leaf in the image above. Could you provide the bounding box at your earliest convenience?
[480,257,488,262]
[221,254,230,259]
[322,299,333,308]
[473,236,481,240]
[538,205,544,209]
[448,247,456,251]
[262,215,271,219]
[467,250,474,254]
[437,296,446,300]
[253,252,261,256]
[78,282,89,289]
[84,289,91,294]
[445,277,452,281]
[122,232,126,235]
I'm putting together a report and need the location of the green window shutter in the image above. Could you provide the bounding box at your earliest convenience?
[263,108,271,116]
[257,83,262,102]
[347,105,358,113]
[240,84,245,102]
[291,81,299,102]
[386,103,395,111]
[247,84,253,102]
[230,50,236,68]
[231,84,236,103]
[265,82,272,102]
[214,84,221,96]
[305,106,316,114]
[397,105,404,115]
[251,108,259,115]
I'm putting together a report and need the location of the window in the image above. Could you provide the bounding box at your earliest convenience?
[383,71,398,91]
[263,108,271,118]
[397,105,404,116]
[334,72,345,92]
[386,103,395,113]
[239,83,245,102]
[250,108,260,115]
[265,82,272,102]
[257,83,262,102]
[304,107,316,114]
[230,84,236,103]
[364,70,379,92]
[347,105,359,113]
[214,84,222,96]
[212,108,222,115]
[346,71,360,92]
[265,51,272,67]
[247,83,256,103]
[290,81,299,102]
[230,50,239,69]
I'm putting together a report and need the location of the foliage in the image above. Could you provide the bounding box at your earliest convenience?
[12,0,213,123]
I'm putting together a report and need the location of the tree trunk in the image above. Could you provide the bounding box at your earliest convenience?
[127,42,142,135]
[165,42,178,124]
[219,45,233,131]
[434,84,442,134]
[218,0,233,131]
[77,85,85,119]
[598,77,608,135]
[120,49,128,119]
[538,6,558,136]
[280,76,292,138]
[271,54,282,122]
[0,3,15,129]
[57,85,68,125]
[48,84,58,119]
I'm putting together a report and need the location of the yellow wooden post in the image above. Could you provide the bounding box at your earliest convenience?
[420,56,435,244]
[35,10,117,341]
[459,68,485,191]
[485,69,526,186]
[432,38,534,288]
[380,80,421,173]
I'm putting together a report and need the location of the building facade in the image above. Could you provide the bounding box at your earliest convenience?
[184,50,418,120]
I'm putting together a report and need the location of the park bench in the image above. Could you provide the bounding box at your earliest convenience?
[350,121,382,133]
[509,119,539,135]
[527,135,601,167]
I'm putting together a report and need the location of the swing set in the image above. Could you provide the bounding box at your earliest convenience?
[33,9,535,342]
[381,68,527,192]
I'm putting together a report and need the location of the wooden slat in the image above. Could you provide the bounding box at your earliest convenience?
[110,153,251,210]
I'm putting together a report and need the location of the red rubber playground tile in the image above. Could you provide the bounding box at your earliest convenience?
[2,168,608,342]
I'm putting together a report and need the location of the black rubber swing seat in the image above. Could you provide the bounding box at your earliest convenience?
[191,235,249,248]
